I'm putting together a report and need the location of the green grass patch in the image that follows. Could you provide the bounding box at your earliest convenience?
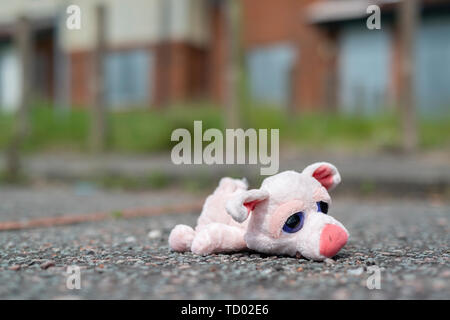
[0,103,448,153]
[419,118,450,149]
[109,103,223,153]
[146,170,170,189]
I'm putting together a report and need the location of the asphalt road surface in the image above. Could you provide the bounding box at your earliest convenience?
[0,193,448,299]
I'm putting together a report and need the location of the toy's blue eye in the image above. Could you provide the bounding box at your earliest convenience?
[282,212,304,233]
[317,201,329,214]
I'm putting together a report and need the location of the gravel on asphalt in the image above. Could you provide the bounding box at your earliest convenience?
[0,197,448,299]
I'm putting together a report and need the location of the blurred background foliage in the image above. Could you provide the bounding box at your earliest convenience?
[0,102,448,153]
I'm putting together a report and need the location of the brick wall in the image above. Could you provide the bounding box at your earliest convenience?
[68,42,208,108]
[69,50,93,107]
[154,42,208,106]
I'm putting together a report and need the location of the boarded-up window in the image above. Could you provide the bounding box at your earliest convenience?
[247,44,295,107]
[415,16,450,115]
[0,45,21,112]
[338,25,391,114]
[104,49,153,108]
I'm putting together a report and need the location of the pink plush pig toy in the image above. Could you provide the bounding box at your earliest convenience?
[169,162,349,261]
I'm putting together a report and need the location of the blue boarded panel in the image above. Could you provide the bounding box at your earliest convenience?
[0,45,21,112]
[415,16,450,115]
[338,25,391,114]
[247,44,295,107]
[104,50,153,108]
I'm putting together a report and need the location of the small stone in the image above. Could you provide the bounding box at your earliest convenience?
[261,269,272,275]
[148,230,162,239]
[145,263,158,267]
[274,265,283,272]
[296,267,303,272]
[347,267,364,276]
[324,258,335,265]
[9,265,21,271]
[125,236,136,243]
[40,261,55,270]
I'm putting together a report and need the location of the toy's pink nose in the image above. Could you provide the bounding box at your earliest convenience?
[319,224,348,258]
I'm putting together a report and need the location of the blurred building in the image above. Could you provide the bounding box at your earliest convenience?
[0,0,449,114]
[242,0,450,115]
[0,0,211,110]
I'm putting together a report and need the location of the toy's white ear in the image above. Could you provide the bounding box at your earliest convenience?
[302,162,341,191]
[225,189,269,223]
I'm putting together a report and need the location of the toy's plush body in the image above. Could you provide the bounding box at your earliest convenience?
[169,162,349,261]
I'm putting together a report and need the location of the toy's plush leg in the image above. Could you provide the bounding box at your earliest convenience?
[191,223,246,255]
[168,224,195,252]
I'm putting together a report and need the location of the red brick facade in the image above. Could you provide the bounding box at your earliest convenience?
[154,42,208,106]
[68,42,208,108]
[69,50,93,107]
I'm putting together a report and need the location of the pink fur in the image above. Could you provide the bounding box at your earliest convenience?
[268,200,304,239]
[168,162,349,261]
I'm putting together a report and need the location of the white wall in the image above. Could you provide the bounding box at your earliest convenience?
[59,0,209,52]
[0,0,61,24]
[0,0,210,51]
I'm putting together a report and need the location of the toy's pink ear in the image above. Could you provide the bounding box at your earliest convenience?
[302,162,341,191]
[225,189,269,223]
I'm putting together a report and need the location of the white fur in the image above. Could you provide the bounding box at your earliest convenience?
[168,162,349,261]
[302,162,341,191]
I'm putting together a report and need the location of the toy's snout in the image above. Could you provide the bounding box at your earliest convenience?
[319,224,348,258]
